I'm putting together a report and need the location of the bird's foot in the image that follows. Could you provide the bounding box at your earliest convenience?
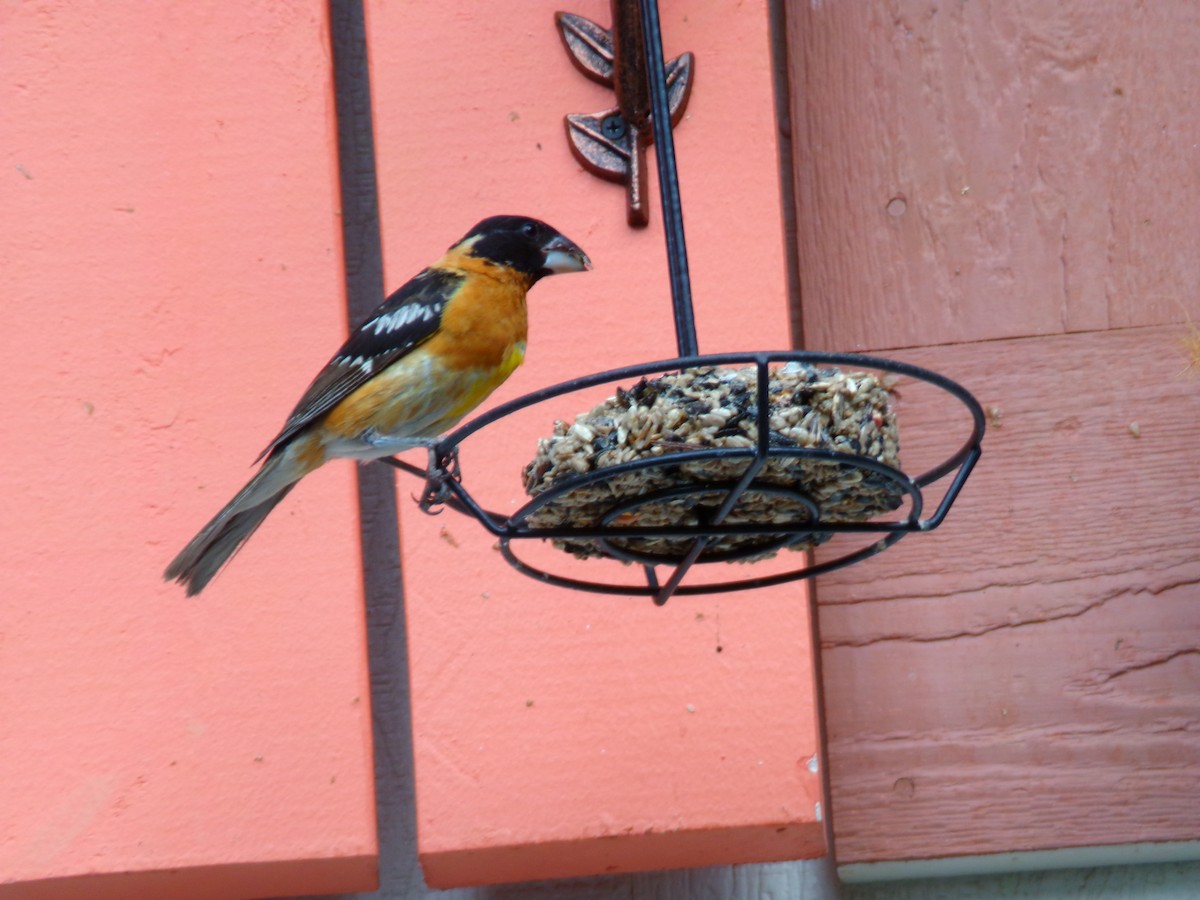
[418,446,462,514]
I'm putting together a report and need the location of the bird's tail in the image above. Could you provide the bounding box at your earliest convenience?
[164,452,305,596]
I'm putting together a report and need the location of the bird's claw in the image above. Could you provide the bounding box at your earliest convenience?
[417,447,462,514]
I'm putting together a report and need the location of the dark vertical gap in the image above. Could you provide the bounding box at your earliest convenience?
[769,0,835,865]
[768,0,805,351]
[322,2,436,898]
[333,2,386,324]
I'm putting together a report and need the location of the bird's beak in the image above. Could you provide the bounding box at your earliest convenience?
[541,235,592,274]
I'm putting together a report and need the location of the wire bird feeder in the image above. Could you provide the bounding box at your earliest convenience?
[384,0,985,605]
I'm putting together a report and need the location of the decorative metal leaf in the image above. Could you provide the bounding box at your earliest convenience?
[554,12,614,86]
[556,8,695,226]
[664,52,694,126]
[565,111,629,182]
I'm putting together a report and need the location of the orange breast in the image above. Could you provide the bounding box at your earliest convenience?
[422,254,530,372]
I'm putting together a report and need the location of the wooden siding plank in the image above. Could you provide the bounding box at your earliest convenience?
[816,328,1200,867]
[787,0,1200,875]
[363,0,824,888]
[788,2,1200,351]
[0,3,376,896]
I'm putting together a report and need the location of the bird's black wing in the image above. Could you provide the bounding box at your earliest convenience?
[256,267,464,461]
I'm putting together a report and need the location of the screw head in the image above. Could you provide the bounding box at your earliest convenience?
[601,114,628,139]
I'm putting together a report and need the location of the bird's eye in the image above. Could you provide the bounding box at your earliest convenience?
[521,222,538,238]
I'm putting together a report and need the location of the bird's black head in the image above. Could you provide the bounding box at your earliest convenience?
[456,215,591,283]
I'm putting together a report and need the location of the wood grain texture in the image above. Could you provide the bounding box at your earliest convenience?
[815,328,1200,865]
[787,0,1200,874]
[788,1,1200,351]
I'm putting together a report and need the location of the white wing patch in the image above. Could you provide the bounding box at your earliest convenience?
[332,301,445,373]
[335,355,374,374]
[368,302,442,336]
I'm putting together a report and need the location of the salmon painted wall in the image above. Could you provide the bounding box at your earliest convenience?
[2,4,376,897]
[364,0,823,887]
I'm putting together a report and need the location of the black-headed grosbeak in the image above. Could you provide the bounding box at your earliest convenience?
[165,215,591,595]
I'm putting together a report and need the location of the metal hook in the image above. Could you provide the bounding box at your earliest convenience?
[556,2,694,226]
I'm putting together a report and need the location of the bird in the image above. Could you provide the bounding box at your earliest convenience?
[165,215,591,595]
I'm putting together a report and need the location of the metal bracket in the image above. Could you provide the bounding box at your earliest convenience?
[556,3,694,226]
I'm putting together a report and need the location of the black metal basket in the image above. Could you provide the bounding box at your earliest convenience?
[384,349,983,604]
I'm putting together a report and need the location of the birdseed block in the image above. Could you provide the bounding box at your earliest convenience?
[521,363,904,563]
